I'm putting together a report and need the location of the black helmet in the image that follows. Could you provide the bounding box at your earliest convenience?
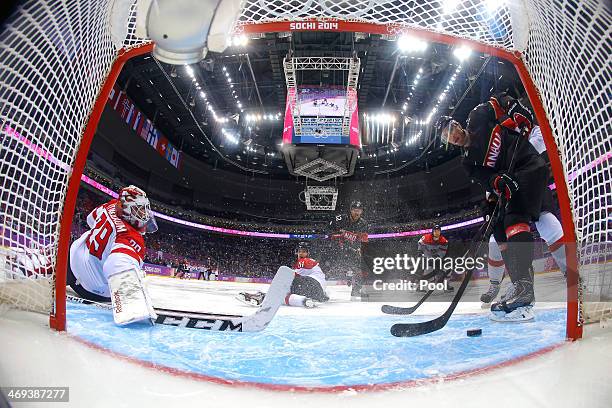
[350,200,364,210]
[432,224,441,233]
[296,241,309,254]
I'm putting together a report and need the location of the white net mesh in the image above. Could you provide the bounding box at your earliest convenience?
[0,0,609,331]
[0,0,147,317]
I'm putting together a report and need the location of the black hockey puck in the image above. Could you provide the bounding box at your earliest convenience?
[467,328,482,337]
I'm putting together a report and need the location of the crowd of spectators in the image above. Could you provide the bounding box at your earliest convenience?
[83,162,480,235]
[77,159,563,280]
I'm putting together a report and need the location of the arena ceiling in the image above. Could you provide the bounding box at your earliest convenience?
[116,31,522,181]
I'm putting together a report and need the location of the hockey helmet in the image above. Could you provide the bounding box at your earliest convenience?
[350,200,364,210]
[296,241,310,255]
[118,185,157,233]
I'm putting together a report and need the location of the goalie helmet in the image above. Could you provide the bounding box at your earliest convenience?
[118,185,157,233]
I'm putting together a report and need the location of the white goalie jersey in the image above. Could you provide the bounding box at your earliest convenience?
[70,199,146,297]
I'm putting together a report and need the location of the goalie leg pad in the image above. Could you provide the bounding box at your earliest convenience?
[108,269,157,326]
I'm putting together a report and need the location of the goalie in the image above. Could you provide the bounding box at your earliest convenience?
[68,185,158,326]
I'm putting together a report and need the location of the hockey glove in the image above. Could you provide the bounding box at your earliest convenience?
[491,173,519,200]
[480,194,498,222]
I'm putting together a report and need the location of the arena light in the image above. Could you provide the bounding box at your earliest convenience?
[245,112,281,122]
[397,35,428,53]
[221,128,239,144]
[453,45,473,62]
[231,34,248,47]
[365,112,395,124]
[405,130,423,146]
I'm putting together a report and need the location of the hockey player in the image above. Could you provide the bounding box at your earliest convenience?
[237,242,329,308]
[417,225,453,292]
[477,99,567,304]
[481,191,567,304]
[328,200,369,300]
[437,93,550,321]
[68,185,158,326]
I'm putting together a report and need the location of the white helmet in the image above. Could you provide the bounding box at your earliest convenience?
[118,185,157,233]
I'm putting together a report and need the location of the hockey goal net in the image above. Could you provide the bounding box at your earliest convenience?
[0,0,610,339]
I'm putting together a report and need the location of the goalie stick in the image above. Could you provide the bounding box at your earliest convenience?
[67,265,294,332]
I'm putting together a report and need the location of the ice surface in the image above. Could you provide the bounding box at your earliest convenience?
[1,273,611,407]
[66,278,567,388]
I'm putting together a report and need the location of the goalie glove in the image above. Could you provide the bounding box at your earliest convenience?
[490,173,519,201]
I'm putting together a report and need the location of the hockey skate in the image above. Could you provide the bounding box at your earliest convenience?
[236,291,265,307]
[303,298,316,308]
[490,279,535,322]
[480,280,501,307]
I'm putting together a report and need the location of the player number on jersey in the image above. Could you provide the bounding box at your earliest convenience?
[86,212,112,260]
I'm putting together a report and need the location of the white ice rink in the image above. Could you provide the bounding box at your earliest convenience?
[1,273,611,407]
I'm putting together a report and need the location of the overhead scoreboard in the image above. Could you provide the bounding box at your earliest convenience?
[282,86,360,147]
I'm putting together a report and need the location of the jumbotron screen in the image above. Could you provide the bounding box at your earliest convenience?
[282,86,360,146]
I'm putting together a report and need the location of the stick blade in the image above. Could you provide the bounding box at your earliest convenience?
[381,304,417,315]
[390,318,445,337]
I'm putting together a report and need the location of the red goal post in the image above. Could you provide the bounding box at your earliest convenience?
[0,0,609,340]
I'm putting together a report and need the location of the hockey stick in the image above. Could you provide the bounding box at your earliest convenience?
[67,266,294,332]
[390,126,525,336]
[390,206,500,336]
[382,220,492,316]
[381,271,449,315]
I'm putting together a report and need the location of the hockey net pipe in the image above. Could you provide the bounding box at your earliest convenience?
[0,0,609,339]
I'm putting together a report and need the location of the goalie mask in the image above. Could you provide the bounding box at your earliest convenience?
[118,185,158,233]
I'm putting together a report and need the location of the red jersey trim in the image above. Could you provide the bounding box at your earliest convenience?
[505,223,531,239]
[293,258,319,269]
[488,258,505,267]
[422,233,448,245]
[110,247,142,263]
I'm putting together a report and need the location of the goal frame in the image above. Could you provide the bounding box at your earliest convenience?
[50,21,582,339]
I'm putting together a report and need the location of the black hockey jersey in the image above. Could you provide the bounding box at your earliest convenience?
[328,214,369,252]
[462,99,546,194]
